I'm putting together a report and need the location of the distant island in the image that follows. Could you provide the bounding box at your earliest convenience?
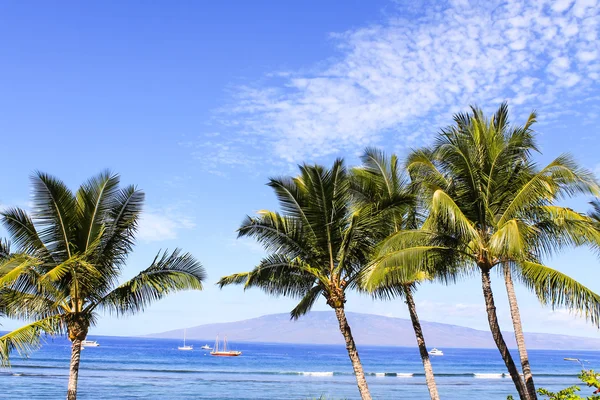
[146,311,600,350]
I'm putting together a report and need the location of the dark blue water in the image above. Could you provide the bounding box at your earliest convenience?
[1,336,597,399]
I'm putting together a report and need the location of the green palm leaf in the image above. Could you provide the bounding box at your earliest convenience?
[95,249,204,316]
[516,261,600,326]
[31,171,77,259]
[290,285,323,320]
[1,207,52,259]
[0,315,66,366]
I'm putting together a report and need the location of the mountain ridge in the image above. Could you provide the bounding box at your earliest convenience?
[146,311,600,350]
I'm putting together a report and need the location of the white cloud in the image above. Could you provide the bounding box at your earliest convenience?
[189,0,600,167]
[137,211,196,242]
[551,0,574,12]
[578,50,598,62]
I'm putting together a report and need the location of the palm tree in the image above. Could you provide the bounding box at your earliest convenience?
[0,171,205,400]
[352,148,440,400]
[218,159,389,400]
[0,240,9,260]
[365,104,600,400]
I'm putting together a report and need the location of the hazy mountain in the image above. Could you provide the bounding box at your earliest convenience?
[146,311,600,349]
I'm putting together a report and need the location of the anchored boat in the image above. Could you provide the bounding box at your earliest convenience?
[178,329,193,351]
[428,348,444,356]
[210,335,241,357]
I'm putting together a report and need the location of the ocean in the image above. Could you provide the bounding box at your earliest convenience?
[1,335,597,399]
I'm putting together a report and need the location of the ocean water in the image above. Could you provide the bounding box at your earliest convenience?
[1,335,598,399]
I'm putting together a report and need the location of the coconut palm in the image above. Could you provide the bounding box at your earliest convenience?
[0,171,205,400]
[365,103,600,400]
[352,148,440,400]
[217,159,396,400]
[0,240,9,260]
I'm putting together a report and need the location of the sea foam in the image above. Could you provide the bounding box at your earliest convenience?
[301,371,334,377]
[473,373,505,378]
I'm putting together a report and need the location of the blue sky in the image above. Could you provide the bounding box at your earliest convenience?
[1,0,599,338]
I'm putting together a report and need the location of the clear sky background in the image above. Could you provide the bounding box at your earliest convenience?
[0,0,599,338]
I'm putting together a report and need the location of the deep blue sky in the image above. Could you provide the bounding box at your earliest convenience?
[1,0,599,338]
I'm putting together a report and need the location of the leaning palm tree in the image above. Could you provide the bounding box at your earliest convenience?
[0,171,205,400]
[366,104,600,400]
[218,159,387,400]
[352,148,440,400]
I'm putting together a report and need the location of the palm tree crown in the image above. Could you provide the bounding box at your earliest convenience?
[0,171,205,399]
[366,103,600,399]
[218,159,401,400]
[219,159,382,316]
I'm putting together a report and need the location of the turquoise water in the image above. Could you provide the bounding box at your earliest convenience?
[2,336,597,399]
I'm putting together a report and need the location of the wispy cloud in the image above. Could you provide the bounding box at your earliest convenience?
[137,210,196,242]
[191,0,600,167]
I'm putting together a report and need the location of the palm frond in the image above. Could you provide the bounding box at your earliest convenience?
[31,171,77,260]
[423,189,479,243]
[0,315,66,366]
[218,254,319,298]
[97,185,144,268]
[0,239,10,260]
[238,211,312,261]
[216,272,252,288]
[0,254,42,286]
[290,285,323,320]
[364,246,455,291]
[94,249,204,316]
[406,149,448,191]
[1,207,52,259]
[489,219,537,259]
[498,156,598,226]
[531,206,599,257]
[76,170,120,252]
[41,256,100,283]
[0,286,65,321]
[516,261,600,326]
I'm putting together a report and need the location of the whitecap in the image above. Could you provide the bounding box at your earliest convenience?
[302,371,334,377]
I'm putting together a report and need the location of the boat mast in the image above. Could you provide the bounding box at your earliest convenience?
[183,329,186,347]
[214,335,219,352]
[224,336,228,352]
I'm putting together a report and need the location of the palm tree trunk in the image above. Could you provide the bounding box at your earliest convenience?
[334,307,372,400]
[480,268,528,400]
[504,264,537,400]
[404,285,440,400]
[67,338,82,400]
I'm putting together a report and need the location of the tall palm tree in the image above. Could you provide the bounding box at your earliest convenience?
[218,159,393,400]
[0,171,205,400]
[352,148,440,400]
[365,104,600,400]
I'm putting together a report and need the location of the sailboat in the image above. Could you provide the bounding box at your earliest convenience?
[210,335,241,357]
[178,329,193,351]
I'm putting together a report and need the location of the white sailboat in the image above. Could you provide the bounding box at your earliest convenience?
[178,329,193,351]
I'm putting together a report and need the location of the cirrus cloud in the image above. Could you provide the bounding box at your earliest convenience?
[137,211,196,242]
[205,0,599,166]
